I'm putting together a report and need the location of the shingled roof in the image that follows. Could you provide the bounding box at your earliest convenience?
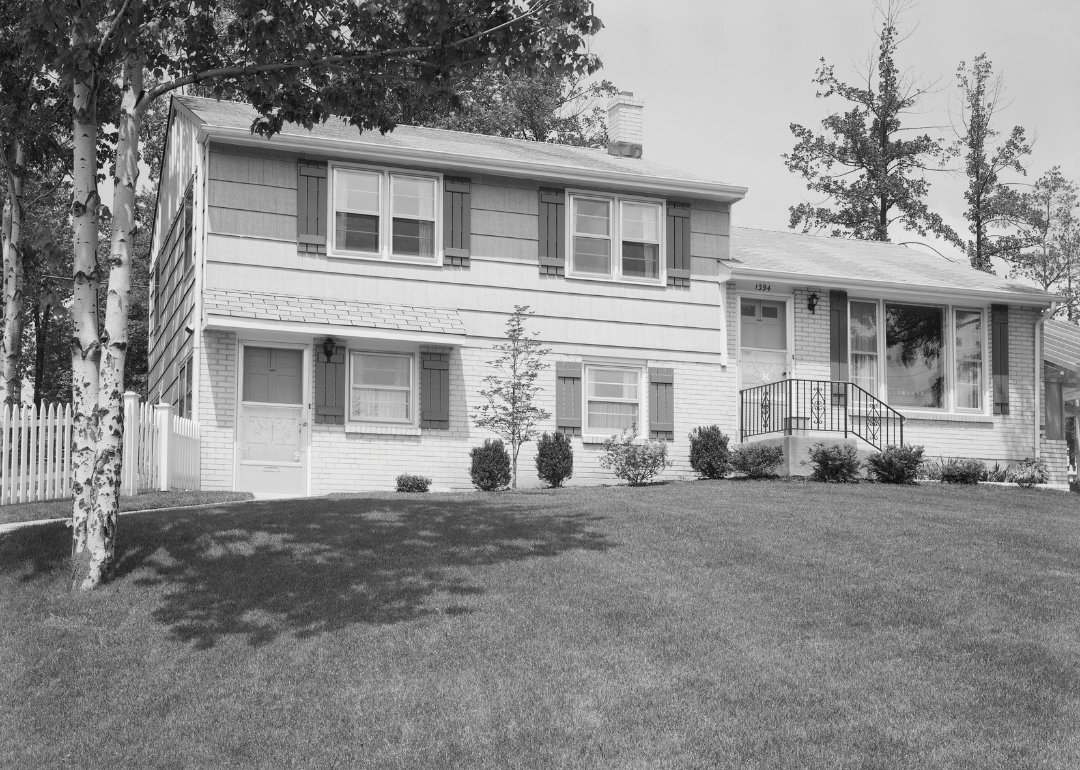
[730,227,1056,302]
[1045,319,1080,374]
[204,289,466,336]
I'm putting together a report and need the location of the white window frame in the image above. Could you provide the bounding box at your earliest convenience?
[328,162,442,264]
[347,350,417,426]
[583,363,646,437]
[566,190,666,285]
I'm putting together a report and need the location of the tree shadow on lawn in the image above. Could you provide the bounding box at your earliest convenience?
[1,494,612,650]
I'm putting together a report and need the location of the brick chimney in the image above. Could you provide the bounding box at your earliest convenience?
[606,91,643,158]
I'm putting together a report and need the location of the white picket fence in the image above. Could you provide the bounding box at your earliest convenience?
[0,392,200,505]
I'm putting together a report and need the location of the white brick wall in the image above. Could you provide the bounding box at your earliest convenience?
[792,287,830,380]
[199,329,237,490]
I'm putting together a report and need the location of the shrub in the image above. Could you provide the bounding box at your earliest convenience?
[688,425,732,479]
[983,462,1008,483]
[599,429,672,486]
[865,445,924,485]
[535,431,574,488]
[395,474,431,493]
[730,443,784,479]
[937,457,985,485]
[806,442,861,483]
[1005,457,1049,488]
[470,439,512,491]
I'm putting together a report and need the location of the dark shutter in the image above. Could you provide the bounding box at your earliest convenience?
[830,290,849,383]
[444,177,471,266]
[420,347,451,429]
[1046,376,1065,440]
[649,367,675,440]
[666,203,691,287]
[538,188,565,276]
[555,361,581,435]
[313,343,345,425]
[992,304,1010,415]
[297,160,328,255]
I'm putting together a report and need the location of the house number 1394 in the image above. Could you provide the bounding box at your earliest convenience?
[755,283,771,292]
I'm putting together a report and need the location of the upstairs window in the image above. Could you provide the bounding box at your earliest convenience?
[331,166,439,261]
[621,202,660,279]
[334,169,381,254]
[391,176,436,258]
[568,193,664,284]
[572,197,612,275]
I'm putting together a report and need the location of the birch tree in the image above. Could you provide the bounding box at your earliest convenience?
[20,0,601,588]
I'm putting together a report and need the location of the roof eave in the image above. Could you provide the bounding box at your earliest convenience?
[195,124,748,204]
[728,265,1062,305]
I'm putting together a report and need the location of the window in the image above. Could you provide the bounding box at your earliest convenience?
[885,304,944,409]
[586,366,640,434]
[568,193,664,283]
[332,166,439,260]
[177,357,193,419]
[850,301,879,395]
[350,352,412,423]
[954,308,983,410]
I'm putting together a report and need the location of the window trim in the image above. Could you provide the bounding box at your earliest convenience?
[565,189,666,286]
[328,162,443,264]
[582,362,646,437]
[347,349,418,426]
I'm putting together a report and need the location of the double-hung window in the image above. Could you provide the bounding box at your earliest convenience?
[350,352,413,423]
[585,366,640,434]
[332,166,438,261]
[849,300,879,395]
[569,193,664,283]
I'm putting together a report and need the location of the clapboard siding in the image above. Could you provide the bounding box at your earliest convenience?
[148,194,196,403]
[209,145,297,188]
[690,232,725,259]
[209,180,295,214]
[470,234,538,262]
[471,183,539,215]
[690,207,728,236]
[470,209,538,240]
[209,207,296,241]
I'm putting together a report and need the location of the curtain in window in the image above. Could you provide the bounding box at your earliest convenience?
[586,368,639,433]
[351,353,411,421]
[850,301,878,394]
[955,309,983,409]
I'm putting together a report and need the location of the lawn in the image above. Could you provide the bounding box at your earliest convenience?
[2,481,1080,769]
[0,489,255,527]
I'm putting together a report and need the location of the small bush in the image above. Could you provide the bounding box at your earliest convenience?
[395,474,431,493]
[600,429,672,486]
[937,457,985,485]
[983,462,1008,483]
[806,443,861,483]
[730,443,784,479]
[470,439,512,491]
[865,445,924,485]
[688,425,732,479]
[535,431,574,488]
[1005,457,1049,488]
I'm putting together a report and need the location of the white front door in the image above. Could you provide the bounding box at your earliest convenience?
[739,298,789,389]
[237,345,308,496]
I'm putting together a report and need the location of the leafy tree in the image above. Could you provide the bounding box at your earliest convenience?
[18,0,601,588]
[783,2,958,245]
[952,54,1030,272]
[473,305,552,489]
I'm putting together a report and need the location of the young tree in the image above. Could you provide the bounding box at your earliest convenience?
[952,54,1030,273]
[473,306,552,490]
[783,2,958,245]
[19,0,602,588]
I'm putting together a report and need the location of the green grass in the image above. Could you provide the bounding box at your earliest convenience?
[0,489,255,526]
[2,481,1080,769]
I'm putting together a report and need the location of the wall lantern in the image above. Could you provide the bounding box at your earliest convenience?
[807,293,819,314]
[322,338,337,362]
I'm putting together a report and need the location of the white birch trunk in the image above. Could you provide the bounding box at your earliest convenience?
[0,140,25,405]
[70,71,102,566]
[83,55,146,589]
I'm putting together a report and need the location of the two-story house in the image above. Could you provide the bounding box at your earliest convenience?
[148,93,1068,495]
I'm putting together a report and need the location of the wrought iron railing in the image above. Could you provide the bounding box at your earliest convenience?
[739,379,905,450]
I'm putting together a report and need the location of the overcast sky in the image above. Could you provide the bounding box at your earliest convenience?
[589,0,1080,260]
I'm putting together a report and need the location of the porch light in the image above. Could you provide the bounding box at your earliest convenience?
[807,293,819,314]
[322,338,337,362]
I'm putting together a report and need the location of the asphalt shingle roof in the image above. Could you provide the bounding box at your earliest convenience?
[204,289,466,335]
[1045,319,1080,372]
[175,95,741,192]
[730,227,1054,299]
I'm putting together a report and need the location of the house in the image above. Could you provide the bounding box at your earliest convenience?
[148,93,1068,495]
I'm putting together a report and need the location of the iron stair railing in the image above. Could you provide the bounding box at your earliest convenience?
[739,379,905,450]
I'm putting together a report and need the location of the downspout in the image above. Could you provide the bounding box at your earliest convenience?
[1034,302,1061,459]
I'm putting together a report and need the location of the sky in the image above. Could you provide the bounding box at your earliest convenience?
[588,0,1080,261]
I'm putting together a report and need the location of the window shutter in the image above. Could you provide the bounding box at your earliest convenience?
[992,304,1010,415]
[538,188,566,276]
[666,203,691,287]
[555,361,581,435]
[420,346,451,429]
[297,160,328,255]
[830,290,849,383]
[313,343,345,425]
[444,177,471,267]
[649,367,675,440]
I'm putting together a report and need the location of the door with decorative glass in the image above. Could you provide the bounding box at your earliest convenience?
[237,345,308,495]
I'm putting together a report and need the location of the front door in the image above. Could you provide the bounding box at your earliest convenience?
[739,298,789,389]
[237,345,308,496]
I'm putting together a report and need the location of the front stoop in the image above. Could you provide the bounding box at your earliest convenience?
[744,434,867,477]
